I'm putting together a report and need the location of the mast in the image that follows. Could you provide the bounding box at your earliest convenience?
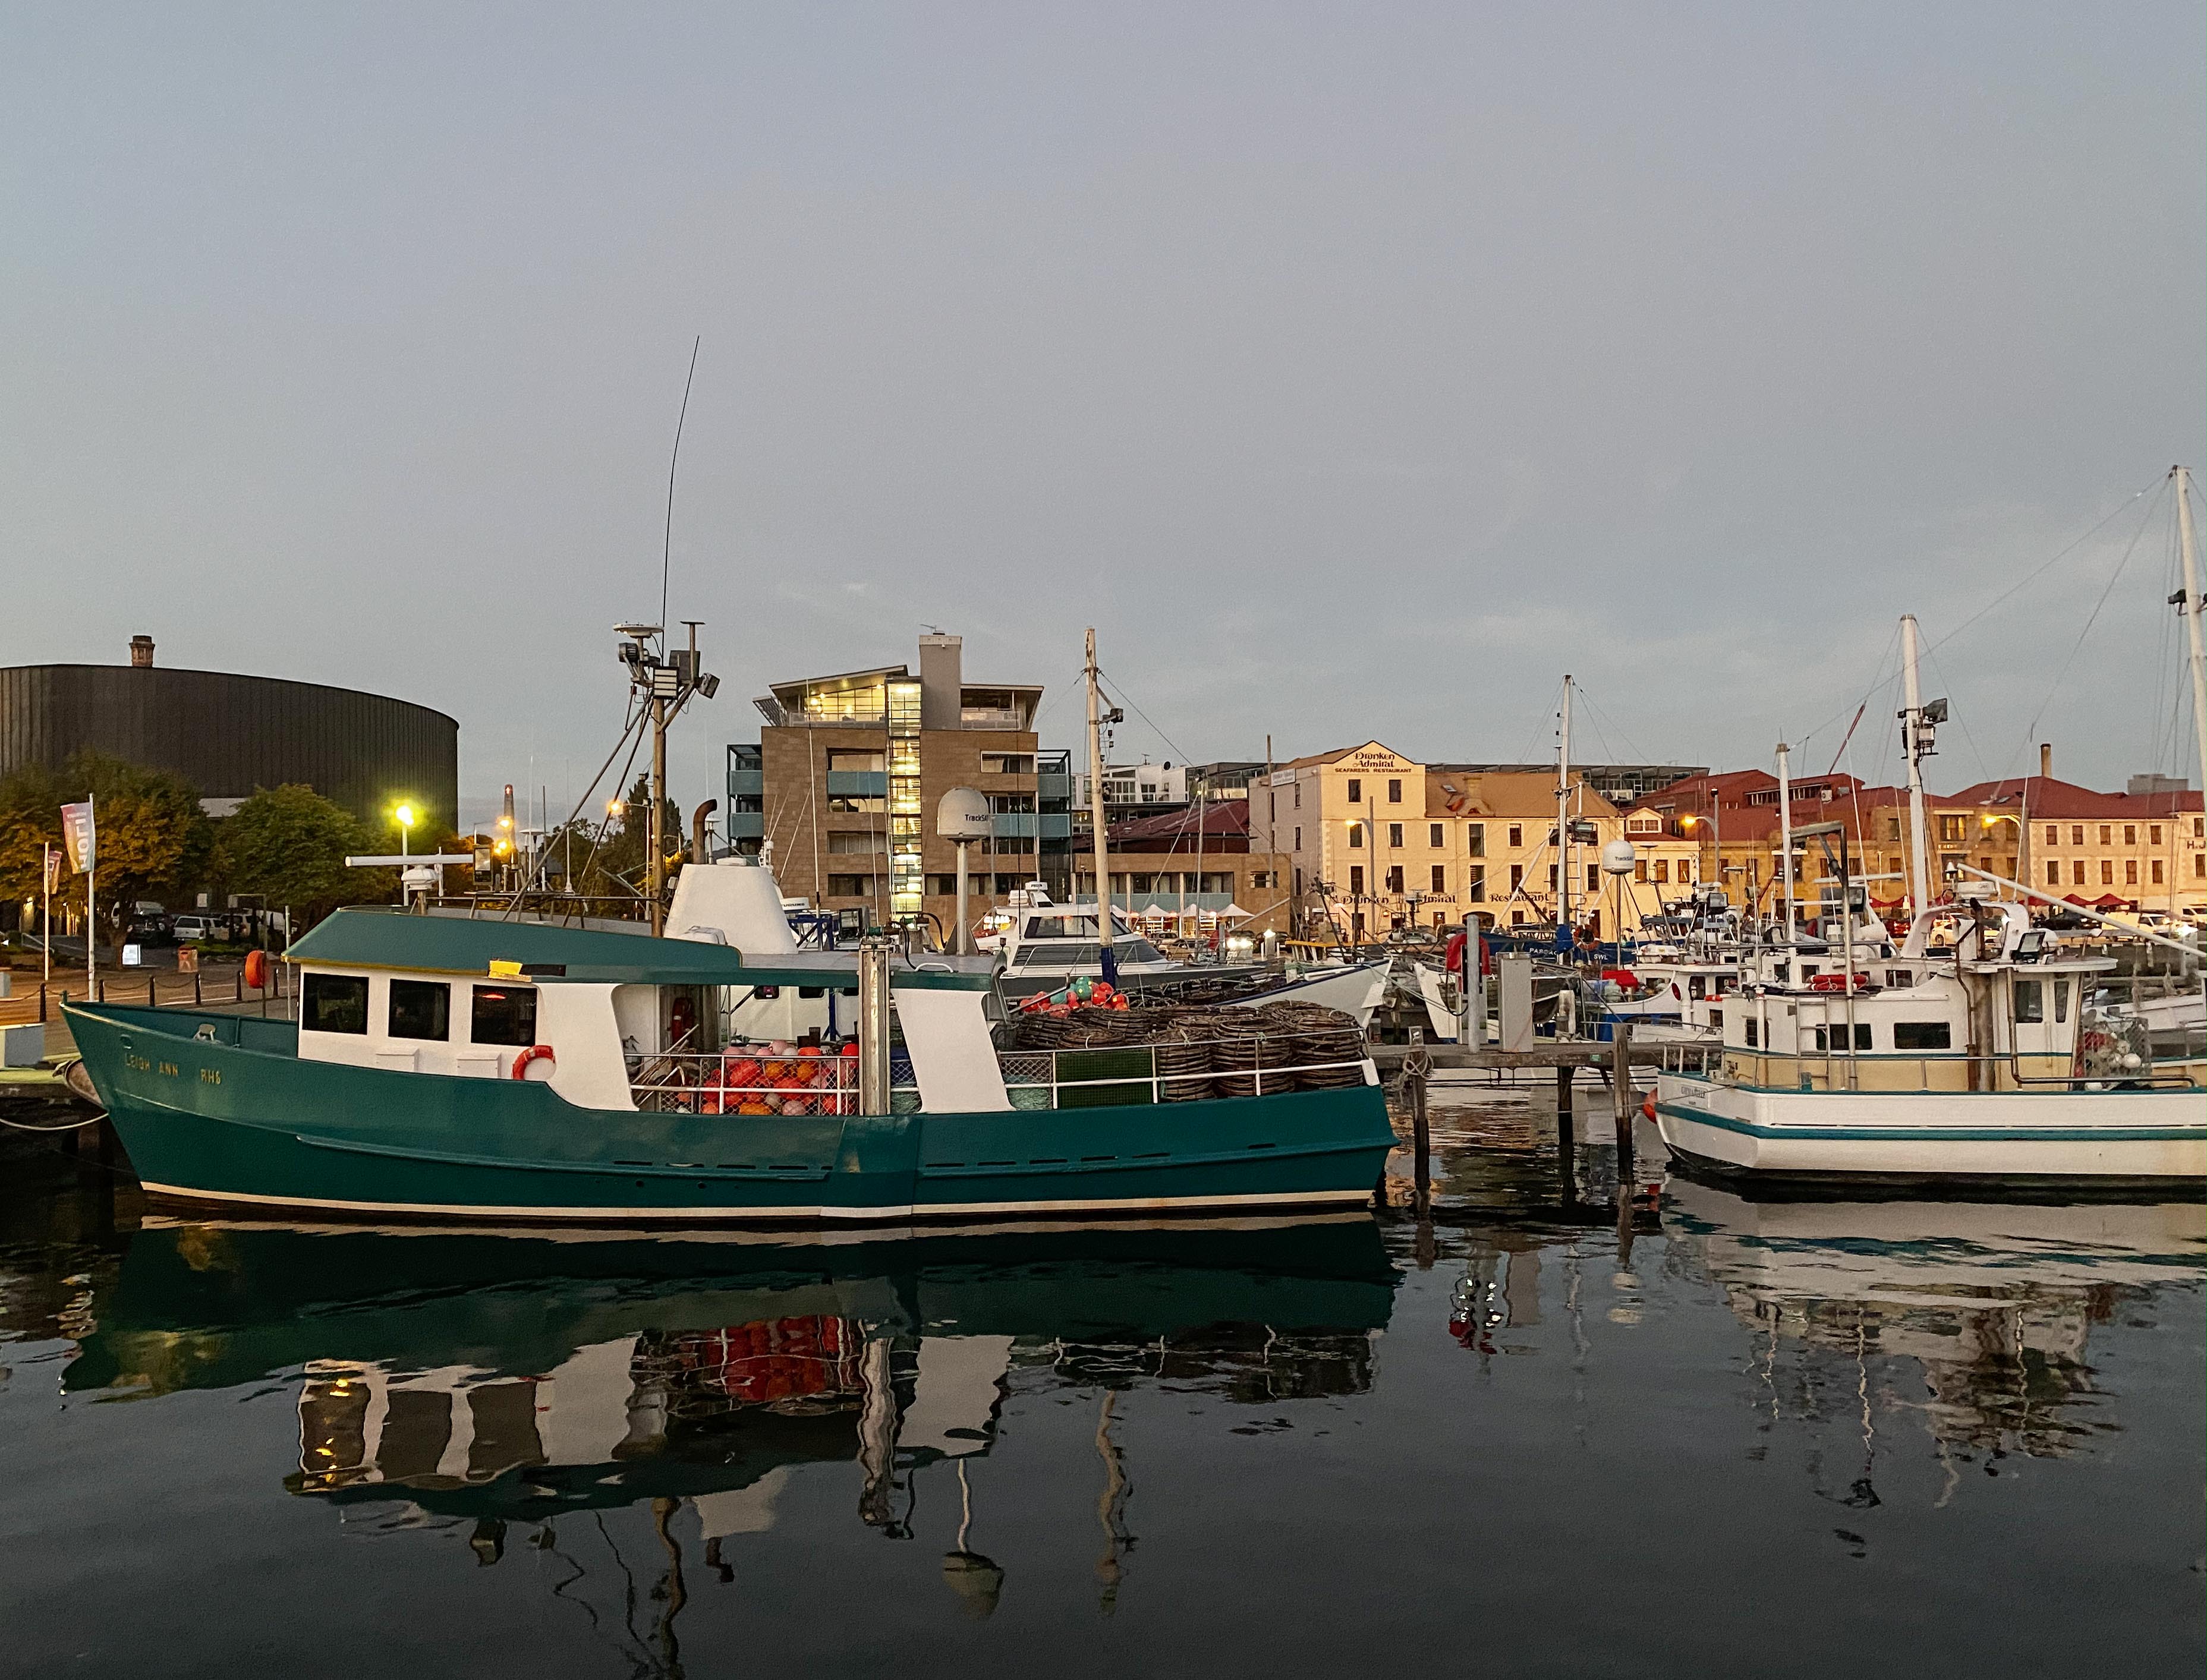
[1899,614,1934,918]
[1557,676,1573,953]
[1194,777,1207,950]
[1085,629,1117,982]
[647,685,670,935]
[2176,467,2207,822]
[1775,740,1794,941]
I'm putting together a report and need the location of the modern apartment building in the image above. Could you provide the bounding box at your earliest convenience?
[728,633,1075,927]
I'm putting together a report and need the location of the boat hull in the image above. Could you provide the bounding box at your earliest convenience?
[1655,1071,2207,1184]
[67,1004,1395,1224]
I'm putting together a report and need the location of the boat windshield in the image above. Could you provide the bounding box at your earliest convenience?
[1009,937,1166,969]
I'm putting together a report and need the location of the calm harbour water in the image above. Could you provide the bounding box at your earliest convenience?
[1,1090,2200,1679]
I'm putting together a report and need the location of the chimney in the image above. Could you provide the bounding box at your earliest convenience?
[2039,742,2052,783]
[918,632,963,732]
[129,634,155,669]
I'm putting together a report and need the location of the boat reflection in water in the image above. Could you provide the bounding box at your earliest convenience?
[64,1215,1397,1603]
[1666,1178,2206,1468]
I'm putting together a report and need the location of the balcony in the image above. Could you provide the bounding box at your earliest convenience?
[726,768,763,797]
[991,812,1039,839]
[725,811,764,840]
[1038,812,1072,840]
[826,771,889,798]
[1037,771,1072,801]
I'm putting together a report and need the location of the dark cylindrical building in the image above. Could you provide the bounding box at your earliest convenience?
[0,639,458,827]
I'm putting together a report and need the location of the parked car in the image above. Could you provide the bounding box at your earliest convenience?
[172,916,216,943]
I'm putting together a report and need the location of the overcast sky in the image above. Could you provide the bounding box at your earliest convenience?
[5,4,2202,830]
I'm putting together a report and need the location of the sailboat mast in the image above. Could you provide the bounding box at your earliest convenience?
[2175,467,2207,818]
[1558,676,1573,948]
[1775,740,1794,939]
[1085,628,1117,982]
[1900,614,1934,916]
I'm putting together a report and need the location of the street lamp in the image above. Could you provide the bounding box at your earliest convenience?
[391,802,418,907]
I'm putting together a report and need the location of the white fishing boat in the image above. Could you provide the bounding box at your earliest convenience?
[1656,891,2206,1184]
[1658,574,2207,1186]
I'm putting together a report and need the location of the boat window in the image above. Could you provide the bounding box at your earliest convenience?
[1015,943,1102,969]
[388,978,451,1041]
[1025,915,1097,940]
[303,973,369,1035]
[798,986,826,999]
[470,985,540,1048]
[2054,979,2070,1023]
[1688,977,1705,1000]
[2012,979,2044,1025]
[1887,969,1912,988]
[1119,939,1164,963]
[1742,1017,1758,1048]
[1850,1022,1872,1049]
[1893,1020,1951,1050]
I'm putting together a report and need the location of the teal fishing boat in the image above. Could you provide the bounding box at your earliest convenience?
[64,907,1393,1224]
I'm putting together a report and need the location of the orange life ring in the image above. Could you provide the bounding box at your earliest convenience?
[243,950,269,989]
[512,1044,555,1080]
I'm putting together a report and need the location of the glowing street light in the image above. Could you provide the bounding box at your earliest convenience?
[606,799,626,821]
[393,802,417,863]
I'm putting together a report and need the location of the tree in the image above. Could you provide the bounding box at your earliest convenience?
[0,761,71,907]
[0,754,209,943]
[214,786,393,925]
[81,755,212,931]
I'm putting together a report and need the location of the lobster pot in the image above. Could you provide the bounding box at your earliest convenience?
[1013,1013,1076,1051]
[1214,1029,1293,1098]
[1154,1030,1215,1102]
[1292,1023,1367,1090]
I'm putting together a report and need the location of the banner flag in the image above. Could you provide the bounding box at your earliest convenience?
[61,802,96,875]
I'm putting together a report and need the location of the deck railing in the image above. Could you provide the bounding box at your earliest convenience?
[628,1038,1375,1113]
[1696,1049,2205,1094]
[631,1048,859,1115]
[997,1042,1374,1110]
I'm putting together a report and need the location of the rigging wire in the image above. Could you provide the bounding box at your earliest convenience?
[1961,482,2165,805]
[1784,478,2161,763]
[517,699,648,899]
[660,336,701,636]
[1095,666,1194,765]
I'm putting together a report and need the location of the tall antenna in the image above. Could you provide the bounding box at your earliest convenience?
[660,335,701,636]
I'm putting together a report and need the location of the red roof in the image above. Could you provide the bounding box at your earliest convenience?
[1947,776,2202,819]
[1108,798,1250,850]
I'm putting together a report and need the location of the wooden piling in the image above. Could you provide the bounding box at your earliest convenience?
[1611,1023,1635,1188]
[1410,1067,1431,1218]
[1555,1063,1575,1205]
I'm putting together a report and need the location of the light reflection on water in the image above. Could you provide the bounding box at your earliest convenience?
[0,1099,2200,1678]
